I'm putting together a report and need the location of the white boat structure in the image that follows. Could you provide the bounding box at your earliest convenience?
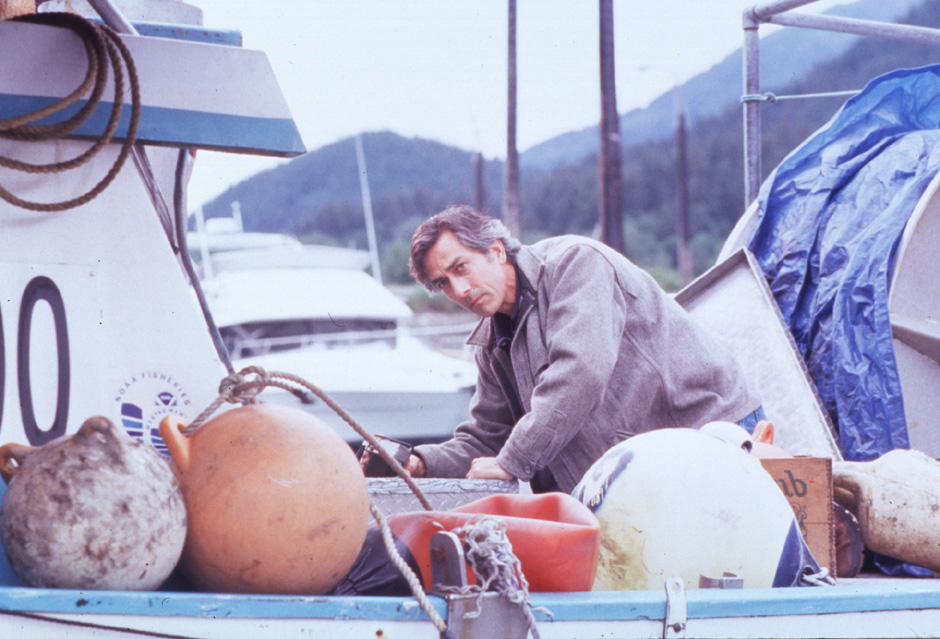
[190,215,478,444]
[4,0,940,637]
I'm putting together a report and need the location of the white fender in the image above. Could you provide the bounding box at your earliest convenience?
[573,427,819,591]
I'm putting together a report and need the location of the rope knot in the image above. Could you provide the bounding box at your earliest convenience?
[181,366,275,436]
[217,366,271,405]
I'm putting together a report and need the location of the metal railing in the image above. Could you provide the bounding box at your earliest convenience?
[742,0,940,205]
[226,322,478,360]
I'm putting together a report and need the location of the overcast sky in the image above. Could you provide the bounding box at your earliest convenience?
[185,0,849,211]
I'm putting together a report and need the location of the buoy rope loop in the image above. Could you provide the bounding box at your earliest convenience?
[185,366,434,511]
[436,516,545,638]
[0,13,141,212]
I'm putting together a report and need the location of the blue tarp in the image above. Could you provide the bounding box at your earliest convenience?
[747,64,940,462]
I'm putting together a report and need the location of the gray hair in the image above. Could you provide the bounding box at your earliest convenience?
[409,205,521,291]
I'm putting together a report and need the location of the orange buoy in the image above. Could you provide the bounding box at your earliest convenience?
[159,404,369,594]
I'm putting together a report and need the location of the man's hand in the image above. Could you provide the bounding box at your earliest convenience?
[467,457,514,480]
[406,454,426,477]
[359,448,426,477]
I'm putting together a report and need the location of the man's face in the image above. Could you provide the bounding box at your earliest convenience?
[423,231,516,317]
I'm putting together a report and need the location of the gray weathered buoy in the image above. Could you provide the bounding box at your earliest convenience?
[0,416,187,590]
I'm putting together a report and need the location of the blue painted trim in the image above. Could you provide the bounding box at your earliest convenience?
[0,95,305,157]
[87,19,243,46]
[0,586,447,621]
[526,582,940,621]
[2,582,939,622]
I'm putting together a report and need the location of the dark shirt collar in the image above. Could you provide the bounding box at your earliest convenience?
[492,266,535,351]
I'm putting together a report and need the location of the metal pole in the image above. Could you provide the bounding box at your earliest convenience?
[740,0,940,208]
[769,12,940,46]
[748,0,818,22]
[85,0,138,34]
[742,11,762,207]
[355,134,383,284]
[502,0,521,237]
[675,108,692,286]
[474,152,485,213]
[599,0,625,254]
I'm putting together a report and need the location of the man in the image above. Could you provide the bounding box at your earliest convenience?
[404,205,762,493]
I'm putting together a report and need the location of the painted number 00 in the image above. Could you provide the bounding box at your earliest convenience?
[0,276,70,445]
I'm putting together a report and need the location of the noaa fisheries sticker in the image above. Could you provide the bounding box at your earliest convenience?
[113,371,194,456]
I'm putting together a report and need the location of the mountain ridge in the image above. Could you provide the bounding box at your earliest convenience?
[520,0,925,170]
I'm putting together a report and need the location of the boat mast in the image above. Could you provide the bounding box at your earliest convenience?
[355,134,383,284]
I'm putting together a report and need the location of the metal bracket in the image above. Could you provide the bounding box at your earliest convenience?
[429,531,529,639]
[699,571,744,589]
[664,577,687,639]
[441,592,530,639]
[429,531,468,590]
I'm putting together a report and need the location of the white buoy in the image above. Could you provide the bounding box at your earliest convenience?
[573,427,818,590]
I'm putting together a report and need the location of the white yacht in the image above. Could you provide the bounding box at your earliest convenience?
[191,218,478,444]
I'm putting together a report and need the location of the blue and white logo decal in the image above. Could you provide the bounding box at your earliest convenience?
[113,371,193,456]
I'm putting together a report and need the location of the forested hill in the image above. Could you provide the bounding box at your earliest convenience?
[201,0,940,290]
[521,0,924,170]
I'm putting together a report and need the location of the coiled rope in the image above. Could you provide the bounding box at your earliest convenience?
[0,12,140,211]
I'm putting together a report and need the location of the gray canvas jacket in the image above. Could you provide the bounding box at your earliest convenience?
[415,235,761,493]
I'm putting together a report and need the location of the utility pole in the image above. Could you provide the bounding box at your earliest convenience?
[502,0,521,237]
[598,0,624,253]
[675,107,693,286]
[474,152,486,213]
